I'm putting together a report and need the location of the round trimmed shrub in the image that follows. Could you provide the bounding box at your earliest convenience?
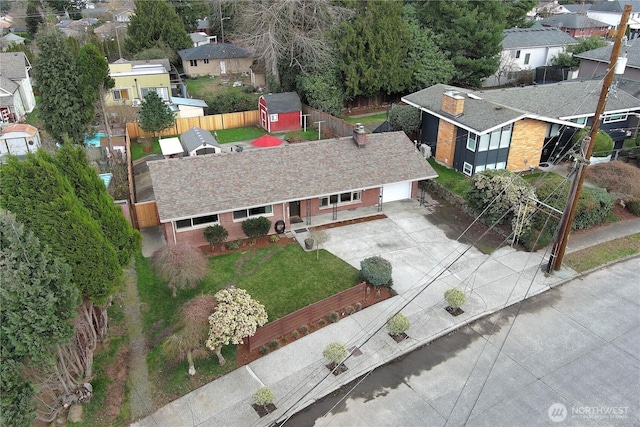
[241,216,272,238]
[252,386,274,406]
[323,342,348,364]
[571,128,614,158]
[360,256,392,287]
[628,198,640,216]
[444,289,466,309]
[387,313,410,335]
[204,224,228,246]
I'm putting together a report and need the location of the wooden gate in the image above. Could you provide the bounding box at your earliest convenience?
[134,201,160,228]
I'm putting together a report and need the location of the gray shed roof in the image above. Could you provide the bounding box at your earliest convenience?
[178,43,252,60]
[261,92,301,114]
[148,131,437,222]
[502,27,578,49]
[403,80,640,133]
[180,127,220,153]
[539,14,610,29]
[575,37,640,69]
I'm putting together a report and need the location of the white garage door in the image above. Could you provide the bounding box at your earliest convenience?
[382,182,411,203]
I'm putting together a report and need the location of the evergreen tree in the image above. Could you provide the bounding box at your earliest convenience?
[0,153,122,304]
[418,0,507,87]
[169,0,211,33]
[34,27,88,143]
[0,210,79,426]
[125,0,192,57]
[139,91,176,137]
[52,145,141,267]
[337,0,411,97]
[503,0,537,29]
[26,0,44,36]
[76,43,115,125]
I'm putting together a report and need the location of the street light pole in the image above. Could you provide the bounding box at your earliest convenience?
[547,4,632,272]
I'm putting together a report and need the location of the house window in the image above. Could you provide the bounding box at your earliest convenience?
[203,59,209,64]
[496,161,506,170]
[499,123,512,148]
[515,50,521,59]
[319,191,362,208]
[602,113,627,123]
[270,114,279,122]
[142,87,170,101]
[478,134,490,151]
[112,89,129,100]
[463,162,473,176]
[175,214,219,230]
[489,129,501,150]
[475,164,485,173]
[546,123,561,138]
[233,205,273,220]
[570,117,587,125]
[466,134,477,151]
[524,53,531,65]
[190,60,197,67]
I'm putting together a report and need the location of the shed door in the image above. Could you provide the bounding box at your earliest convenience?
[7,138,27,155]
[382,182,411,203]
[220,61,226,74]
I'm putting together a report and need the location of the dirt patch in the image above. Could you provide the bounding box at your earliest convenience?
[100,344,130,421]
[445,306,465,317]
[389,332,409,343]
[199,234,296,257]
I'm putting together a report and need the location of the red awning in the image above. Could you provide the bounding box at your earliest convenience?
[251,135,283,147]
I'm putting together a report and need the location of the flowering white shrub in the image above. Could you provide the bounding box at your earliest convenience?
[386,313,410,335]
[252,386,274,406]
[323,342,348,365]
[206,287,268,365]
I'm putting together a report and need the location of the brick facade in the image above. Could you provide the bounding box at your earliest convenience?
[507,118,547,171]
[441,92,465,116]
[435,121,457,167]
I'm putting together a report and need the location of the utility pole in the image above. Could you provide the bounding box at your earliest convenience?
[548,4,632,272]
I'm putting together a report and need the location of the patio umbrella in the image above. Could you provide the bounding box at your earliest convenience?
[251,135,283,147]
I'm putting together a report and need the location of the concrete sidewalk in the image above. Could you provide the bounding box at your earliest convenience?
[132,199,640,427]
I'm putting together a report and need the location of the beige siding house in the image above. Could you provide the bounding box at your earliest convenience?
[178,43,253,78]
[105,59,171,107]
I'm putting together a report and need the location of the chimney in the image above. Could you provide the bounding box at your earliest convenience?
[441,90,465,116]
[353,123,367,147]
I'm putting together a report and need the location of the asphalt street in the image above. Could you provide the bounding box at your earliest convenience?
[286,257,640,427]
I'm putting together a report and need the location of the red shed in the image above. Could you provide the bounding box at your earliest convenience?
[258,92,302,133]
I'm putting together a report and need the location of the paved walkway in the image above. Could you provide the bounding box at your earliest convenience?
[132,199,640,427]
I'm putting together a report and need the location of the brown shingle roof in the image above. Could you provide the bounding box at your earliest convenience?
[149,131,437,222]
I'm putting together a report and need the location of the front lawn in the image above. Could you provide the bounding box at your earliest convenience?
[136,243,359,405]
[564,233,640,273]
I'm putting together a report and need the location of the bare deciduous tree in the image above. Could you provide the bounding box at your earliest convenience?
[163,294,217,376]
[232,0,348,85]
[152,245,210,297]
[308,228,327,260]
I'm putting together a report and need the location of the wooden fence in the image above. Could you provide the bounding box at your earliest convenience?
[127,110,260,139]
[302,105,355,139]
[248,282,367,351]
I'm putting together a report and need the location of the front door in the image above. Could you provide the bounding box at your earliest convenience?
[289,201,300,217]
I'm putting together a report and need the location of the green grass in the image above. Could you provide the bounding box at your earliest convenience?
[214,126,267,143]
[185,76,218,97]
[130,138,162,161]
[285,129,320,141]
[428,158,471,196]
[342,113,388,126]
[564,233,640,273]
[136,244,359,405]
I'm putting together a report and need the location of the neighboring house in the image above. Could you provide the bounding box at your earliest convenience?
[0,15,13,34]
[148,130,438,247]
[0,52,36,125]
[0,124,40,158]
[576,37,640,81]
[181,126,221,156]
[587,0,640,36]
[190,31,217,47]
[93,22,127,41]
[259,92,302,133]
[486,27,578,87]
[0,33,26,50]
[402,81,640,176]
[529,1,573,20]
[106,59,171,107]
[196,18,211,36]
[178,43,253,77]
[539,14,610,38]
[170,97,207,119]
[114,9,135,23]
[250,59,266,88]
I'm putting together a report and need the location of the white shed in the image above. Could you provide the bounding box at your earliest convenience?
[180,127,221,156]
[0,124,40,157]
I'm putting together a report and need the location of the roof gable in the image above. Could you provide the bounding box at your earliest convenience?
[180,127,220,152]
[575,37,640,69]
[0,52,30,80]
[178,43,252,60]
[149,131,437,221]
[261,92,301,114]
[502,27,578,49]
